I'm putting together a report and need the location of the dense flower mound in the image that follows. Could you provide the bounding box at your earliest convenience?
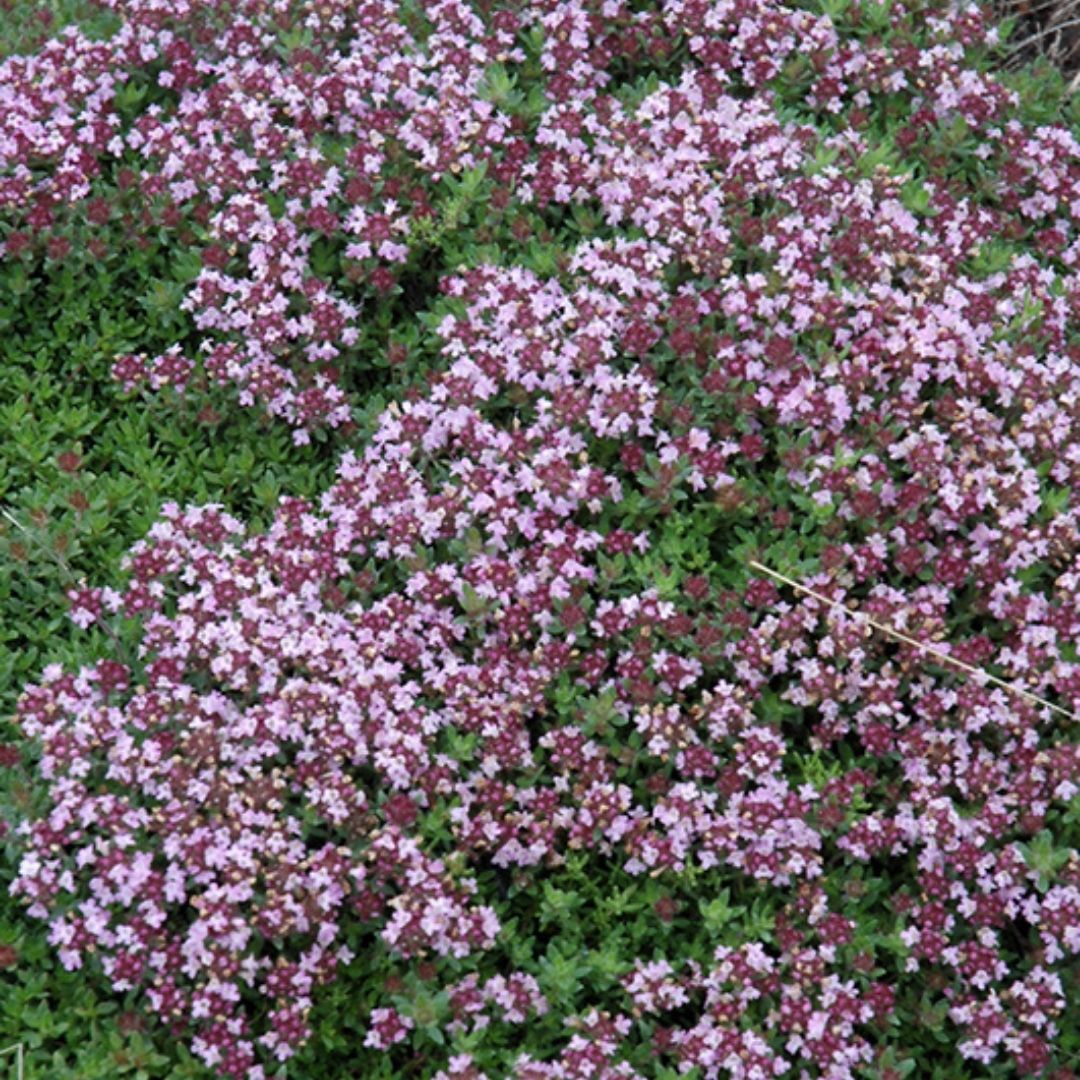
[4,1,1080,1078]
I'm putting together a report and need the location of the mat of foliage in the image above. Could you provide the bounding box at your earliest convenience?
[1,1,1079,1079]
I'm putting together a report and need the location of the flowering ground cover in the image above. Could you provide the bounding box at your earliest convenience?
[1,1,1079,1078]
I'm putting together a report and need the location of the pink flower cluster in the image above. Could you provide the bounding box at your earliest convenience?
[16,230,1080,1074]
[14,240,726,1074]
[7,0,1070,442]
[2,0,527,437]
[6,0,1080,1077]
[445,972,549,1033]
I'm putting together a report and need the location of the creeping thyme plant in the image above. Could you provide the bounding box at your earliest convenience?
[1,1,1079,1078]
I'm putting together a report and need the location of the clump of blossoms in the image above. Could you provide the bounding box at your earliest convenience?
[11,240,733,1075]
[2,0,529,439]
[5,0,1080,1078]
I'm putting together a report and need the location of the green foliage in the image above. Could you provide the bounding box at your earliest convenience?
[0,258,340,722]
[0,0,120,58]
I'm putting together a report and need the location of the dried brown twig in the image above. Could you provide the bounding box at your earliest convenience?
[994,0,1080,82]
[749,560,1079,723]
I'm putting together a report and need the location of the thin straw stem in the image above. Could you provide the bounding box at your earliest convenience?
[748,560,1078,722]
[1,507,133,666]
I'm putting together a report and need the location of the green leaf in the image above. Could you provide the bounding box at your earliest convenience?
[900,178,931,215]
